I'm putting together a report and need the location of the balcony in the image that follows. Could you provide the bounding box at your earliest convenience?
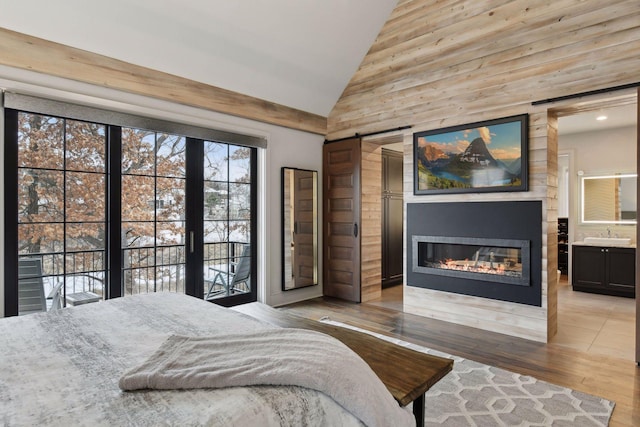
[17,241,248,314]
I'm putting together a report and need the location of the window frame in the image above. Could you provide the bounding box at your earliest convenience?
[4,104,258,316]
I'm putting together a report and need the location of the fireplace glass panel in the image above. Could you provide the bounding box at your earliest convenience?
[418,242,521,278]
[412,235,530,286]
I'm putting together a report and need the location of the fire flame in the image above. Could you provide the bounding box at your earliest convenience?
[439,258,506,275]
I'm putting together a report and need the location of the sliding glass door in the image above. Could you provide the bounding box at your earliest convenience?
[13,112,108,313]
[121,128,187,295]
[4,107,257,316]
[202,142,254,305]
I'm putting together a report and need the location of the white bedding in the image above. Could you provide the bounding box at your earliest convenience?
[0,293,411,426]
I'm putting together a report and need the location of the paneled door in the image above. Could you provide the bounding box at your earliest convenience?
[322,138,361,302]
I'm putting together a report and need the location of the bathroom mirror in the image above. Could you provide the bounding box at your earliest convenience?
[580,173,637,224]
[282,167,318,290]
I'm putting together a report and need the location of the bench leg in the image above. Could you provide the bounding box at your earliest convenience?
[412,393,424,427]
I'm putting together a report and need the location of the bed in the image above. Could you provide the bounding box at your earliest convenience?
[0,292,420,426]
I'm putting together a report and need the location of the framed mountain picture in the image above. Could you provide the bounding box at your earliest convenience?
[413,114,528,195]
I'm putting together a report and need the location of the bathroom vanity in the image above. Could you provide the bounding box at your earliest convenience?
[572,239,636,298]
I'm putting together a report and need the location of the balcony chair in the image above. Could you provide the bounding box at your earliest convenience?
[48,283,63,311]
[18,257,63,315]
[205,245,251,300]
[18,257,46,315]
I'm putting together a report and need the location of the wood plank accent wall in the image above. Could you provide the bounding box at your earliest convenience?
[328,0,640,342]
[360,140,383,302]
[0,27,327,135]
[546,112,559,340]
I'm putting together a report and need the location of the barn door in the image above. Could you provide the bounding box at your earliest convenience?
[323,138,361,302]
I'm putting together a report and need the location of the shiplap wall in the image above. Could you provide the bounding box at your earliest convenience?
[328,0,640,341]
[360,140,383,302]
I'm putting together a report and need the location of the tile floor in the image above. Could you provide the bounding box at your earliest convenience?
[552,276,636,360]
[375,277,636,361]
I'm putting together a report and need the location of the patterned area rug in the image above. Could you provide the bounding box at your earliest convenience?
[319,318,615,427]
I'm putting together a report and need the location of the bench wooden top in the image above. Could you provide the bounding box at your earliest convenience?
[232,302,453,406]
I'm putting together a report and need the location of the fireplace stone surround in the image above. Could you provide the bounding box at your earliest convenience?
[406,201,542,306]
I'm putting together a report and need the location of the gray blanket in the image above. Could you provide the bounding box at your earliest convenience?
[1,293,373,426]
[120,328,414,427]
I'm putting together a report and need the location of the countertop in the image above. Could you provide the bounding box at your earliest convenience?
[572,241,636,248]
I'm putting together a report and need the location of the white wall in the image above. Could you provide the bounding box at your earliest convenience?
[0,65,323,317]
[558,125,637,245]
[264,129,324,307]
[557,153,570,218]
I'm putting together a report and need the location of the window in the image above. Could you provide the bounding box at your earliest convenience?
[203,143,253,302]
[16,113,107,310]
[4,100,258,316]
[121,128,187,295]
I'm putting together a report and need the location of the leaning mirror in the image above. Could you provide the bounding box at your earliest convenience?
[282,167,318,290]
[581,173,637,224]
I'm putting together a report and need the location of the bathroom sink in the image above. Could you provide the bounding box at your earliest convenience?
[582,237,632,246]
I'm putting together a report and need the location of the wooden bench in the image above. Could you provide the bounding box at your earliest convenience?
[233,302,453,427]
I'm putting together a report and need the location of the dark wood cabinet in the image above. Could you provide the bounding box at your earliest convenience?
[572,244,635,298]
[381,149,403,288]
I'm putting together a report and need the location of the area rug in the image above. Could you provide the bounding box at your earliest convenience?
[319,318,615,427]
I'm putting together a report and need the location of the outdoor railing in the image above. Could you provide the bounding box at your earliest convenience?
[17,241,249,302]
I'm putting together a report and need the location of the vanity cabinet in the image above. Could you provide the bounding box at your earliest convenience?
[572,244,635,298]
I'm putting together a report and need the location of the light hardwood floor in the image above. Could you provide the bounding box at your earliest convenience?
[348,278,636,362]
[279,282,640,426]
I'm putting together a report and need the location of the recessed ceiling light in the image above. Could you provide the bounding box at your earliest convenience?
[596,114,608,121]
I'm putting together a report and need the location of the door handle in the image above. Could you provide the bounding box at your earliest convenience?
[354,223,358,238]
[189,231,195,253]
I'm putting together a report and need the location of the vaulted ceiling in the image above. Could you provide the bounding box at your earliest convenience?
[0,0,397,117]
[0,0,636,135]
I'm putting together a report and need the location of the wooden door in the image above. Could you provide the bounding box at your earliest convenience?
[293,169,316,287]
[323,138,361,302]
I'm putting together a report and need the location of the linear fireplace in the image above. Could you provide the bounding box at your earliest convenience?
[406,201,542,306]
[412,235,530,286]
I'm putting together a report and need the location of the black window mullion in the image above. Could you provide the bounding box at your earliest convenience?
[107,126,122,299]
[62,120,68,301]
[185,138,204,298]
[249,147,258,299]
[153,133,158,293]
[4,109,19,317]
[226,145,231,277]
